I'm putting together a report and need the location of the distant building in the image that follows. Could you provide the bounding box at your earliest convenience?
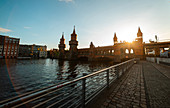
[19,44,47,58]
[0,35,20,59]
[47,49,59,58]
[19,45,32,57]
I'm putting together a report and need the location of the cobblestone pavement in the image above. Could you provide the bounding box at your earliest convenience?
[101,61,170,108]
[102,63,147,108]
[151,62,170,79]
[142,61,170,108]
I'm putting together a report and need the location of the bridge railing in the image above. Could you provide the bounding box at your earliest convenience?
[0,59,135,108]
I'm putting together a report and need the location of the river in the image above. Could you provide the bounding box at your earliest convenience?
[0,59,116,101]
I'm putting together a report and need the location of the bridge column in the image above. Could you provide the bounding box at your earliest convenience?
[154,47,160,57]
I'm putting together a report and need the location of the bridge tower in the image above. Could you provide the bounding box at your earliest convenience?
[134,27,144,59]
[58,32,66,59]
[89,42,95,61]
[137,27,143,44]
[69,26,78,60]
[113,32,118,45]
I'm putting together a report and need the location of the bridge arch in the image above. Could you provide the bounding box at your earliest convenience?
[125,49,129,54]
[130,49,134,54]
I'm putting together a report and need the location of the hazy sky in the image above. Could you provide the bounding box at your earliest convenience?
[0,0,170,50]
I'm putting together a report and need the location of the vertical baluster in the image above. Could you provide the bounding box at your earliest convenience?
[82,74,86,108]
[107,70,109,88]
[115,66,119,79]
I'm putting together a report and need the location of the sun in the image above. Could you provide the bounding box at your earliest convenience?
[115,26,138,43]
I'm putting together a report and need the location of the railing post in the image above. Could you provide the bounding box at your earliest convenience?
[115,66,119,79]
[82,73,86,108]
[122,64,124,73]
[107,69,109,88]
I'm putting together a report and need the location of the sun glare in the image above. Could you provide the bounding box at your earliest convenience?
[115,26,137,43]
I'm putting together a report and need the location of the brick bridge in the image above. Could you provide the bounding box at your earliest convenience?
[58,26,170,61]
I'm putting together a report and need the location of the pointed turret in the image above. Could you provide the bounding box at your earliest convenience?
[70,26,77,41]
[113,32,118,44]
[58,32,66,59]
[60,32,65,44]
[69,26,78,60]
[72,25,76,34]
[61,32,64,39]
[136,27,143,43]
[90,42,95,48]
[137,27,143,37]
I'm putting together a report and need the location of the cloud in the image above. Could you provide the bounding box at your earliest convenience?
[58,0,73,3]
[0,27,11,33]
[24,27,31,29]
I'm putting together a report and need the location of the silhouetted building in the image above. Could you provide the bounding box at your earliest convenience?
[0,35,20,59]
[69,26,78,60]
[77,27,145,62]
[58,33,66,59]
[58,26,170,62]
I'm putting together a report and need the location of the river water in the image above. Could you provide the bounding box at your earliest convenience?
[0,59,115,101]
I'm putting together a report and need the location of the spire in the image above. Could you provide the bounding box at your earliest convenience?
[62,32,64,39]
[73,25,76,34]
[90,42,93,46]
[114,32,117,38]
[137,27,143,37]
[90,41,95,48]
[138,27,142,33]
[113,32,118,44]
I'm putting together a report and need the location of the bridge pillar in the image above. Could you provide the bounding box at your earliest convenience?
[154,47,160,57]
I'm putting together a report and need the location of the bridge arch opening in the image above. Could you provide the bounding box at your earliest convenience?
[125,49,129,54]
[130,49,134,54]
[110,50,114,55]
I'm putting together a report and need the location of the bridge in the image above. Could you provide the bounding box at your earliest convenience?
[144,41,170,57]
[58,27,170,61]
[0,58,170,108]
[77,41,170,62]
[78,41,143,62]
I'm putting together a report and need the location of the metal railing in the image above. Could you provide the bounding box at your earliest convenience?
[0,59,135,108]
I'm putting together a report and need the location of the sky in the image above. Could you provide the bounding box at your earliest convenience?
[0,0,170,50]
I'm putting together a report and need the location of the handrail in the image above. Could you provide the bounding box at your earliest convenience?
[0,58,136,108]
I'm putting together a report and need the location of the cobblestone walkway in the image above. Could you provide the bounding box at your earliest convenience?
[101,61,170,108]
[142,61,170,108]
[102,63,147,108]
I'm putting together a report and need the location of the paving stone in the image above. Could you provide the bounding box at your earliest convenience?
[103,102,109,106]
[116,103,122,107]
[101,61,170,108]
[142,61,170,107]
[108,103,116,108]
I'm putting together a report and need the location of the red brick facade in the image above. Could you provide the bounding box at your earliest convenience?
[0,35,20,59]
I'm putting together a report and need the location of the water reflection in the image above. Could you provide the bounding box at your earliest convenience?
[66,61,78,80]
[57,60,64,80]
[0,59,115,101]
